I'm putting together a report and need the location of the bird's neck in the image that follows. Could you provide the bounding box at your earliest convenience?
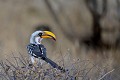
[35,37,42,44]
[30,36,42,44]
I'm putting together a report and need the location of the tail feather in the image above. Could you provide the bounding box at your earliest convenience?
[41,57,65,72]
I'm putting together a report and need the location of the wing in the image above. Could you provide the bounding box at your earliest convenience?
[27,44,46,58]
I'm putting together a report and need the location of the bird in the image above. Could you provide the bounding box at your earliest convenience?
[27,30,65,71]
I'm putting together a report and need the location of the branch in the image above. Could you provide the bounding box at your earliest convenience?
[84,0,99,16]
[101,0,107,17]
[98,69,115,80]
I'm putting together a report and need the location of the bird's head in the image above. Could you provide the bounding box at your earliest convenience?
[30,31,56,44]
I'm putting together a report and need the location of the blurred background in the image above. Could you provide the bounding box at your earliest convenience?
[0,0,120,79]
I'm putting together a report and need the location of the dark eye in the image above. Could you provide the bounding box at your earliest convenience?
[38,33,42,36]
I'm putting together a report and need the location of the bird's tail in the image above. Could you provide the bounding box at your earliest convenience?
[41,57,65,72]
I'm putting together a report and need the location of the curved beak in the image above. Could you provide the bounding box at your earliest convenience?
[41,31,56,41]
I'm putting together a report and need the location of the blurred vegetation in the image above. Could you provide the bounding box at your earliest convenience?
[0,52,117,80]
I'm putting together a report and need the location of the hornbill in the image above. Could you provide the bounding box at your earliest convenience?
[27,31,65,71]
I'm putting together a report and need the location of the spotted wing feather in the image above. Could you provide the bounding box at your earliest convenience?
[27,44,46,58]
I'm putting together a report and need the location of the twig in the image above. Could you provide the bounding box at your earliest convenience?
[19,52,27,65]
[12,71,17,80]
[98,69,115,80]
[18,57,26,66]
[59,46,65,69]
[82,63,97,80]
[0,61,11,80]
[6,59,17,70]
[0,73,9,80]
[11,53,19,67]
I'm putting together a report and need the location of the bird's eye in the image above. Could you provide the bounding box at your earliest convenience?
[38,33,42,36]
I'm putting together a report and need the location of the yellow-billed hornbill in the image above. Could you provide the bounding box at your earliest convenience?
[27,31,64,71]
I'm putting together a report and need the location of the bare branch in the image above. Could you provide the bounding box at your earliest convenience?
[98,69,115,80]
[117,0,120,21]
[102,0,107,16]
[84,0,99,16]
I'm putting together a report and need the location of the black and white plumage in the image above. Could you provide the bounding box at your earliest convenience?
[27,44,46,58]
[27,31,64,71]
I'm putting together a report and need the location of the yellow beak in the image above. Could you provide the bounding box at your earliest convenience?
[41,31,56,41]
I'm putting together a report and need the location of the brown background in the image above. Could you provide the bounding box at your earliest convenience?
[0,1,120,76]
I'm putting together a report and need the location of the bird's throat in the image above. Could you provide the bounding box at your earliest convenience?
[35,37,42,44]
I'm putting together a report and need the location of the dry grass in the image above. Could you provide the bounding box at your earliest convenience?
[0,52,118,80]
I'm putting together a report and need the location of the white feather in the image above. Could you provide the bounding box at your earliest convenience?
[30,56,35,64]
[30,31,43,44]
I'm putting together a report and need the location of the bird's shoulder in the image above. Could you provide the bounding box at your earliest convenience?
[27,43,46,58]
[27,43,44,47]
[27,43,46,52]
[27,43,37,47]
